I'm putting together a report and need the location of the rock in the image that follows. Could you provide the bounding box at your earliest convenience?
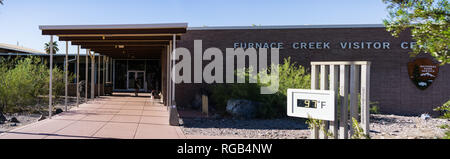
[0,113,7,123]
[9,117,20,123]
[38,115,46,121]
[226,99,259,119]
[190,93,202,110]
[211,113,222,119]
[55,108,63,115]
[420,114,431,121]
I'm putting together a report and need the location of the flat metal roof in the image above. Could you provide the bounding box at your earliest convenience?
[188,24,385,30]
[39,23,188,30]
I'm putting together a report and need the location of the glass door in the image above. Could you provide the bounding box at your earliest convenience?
[127,71,146,91]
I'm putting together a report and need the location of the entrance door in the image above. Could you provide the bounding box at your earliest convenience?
[127,71,146,91]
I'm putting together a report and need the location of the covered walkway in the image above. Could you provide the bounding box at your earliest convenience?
[0,95,186,139]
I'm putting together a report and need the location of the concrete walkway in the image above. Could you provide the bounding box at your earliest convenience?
[0,95,187,139]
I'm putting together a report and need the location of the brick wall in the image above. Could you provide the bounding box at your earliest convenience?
[176,27,450,116]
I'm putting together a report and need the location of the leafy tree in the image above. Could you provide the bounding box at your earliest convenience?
[383,0,449,64]
[44,41,59,54]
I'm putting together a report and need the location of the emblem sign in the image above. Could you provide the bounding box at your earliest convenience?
[407,58,439,90]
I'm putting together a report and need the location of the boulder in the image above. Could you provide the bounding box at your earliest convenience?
[9,117,20,123]
[226,99,259,119]
[55,108,63,115]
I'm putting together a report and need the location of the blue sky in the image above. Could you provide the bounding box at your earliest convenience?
[0,0,389,53]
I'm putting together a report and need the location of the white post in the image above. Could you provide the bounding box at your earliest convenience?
[91,52,95,99]
[360,63,371,136]
[310,64,320,139]
[349,64,360,137]
[319,65,329,139]
[49,35,54,119]
[329,65,339,139]
[85,49,89,102]
[339,65,349,139]
[65,41,69,111]
[76,45,80,107]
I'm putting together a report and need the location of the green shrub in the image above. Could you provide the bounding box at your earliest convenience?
[434,100,450,119]
[434,100,450,139]
[351,117,370,139]
[370,102,381,114]
[210,57,310,118]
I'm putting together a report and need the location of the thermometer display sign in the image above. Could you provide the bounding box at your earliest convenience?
[287,89,335,121]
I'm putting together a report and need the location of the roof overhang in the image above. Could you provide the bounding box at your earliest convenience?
[0,43,46,54]
[39,23,187,57]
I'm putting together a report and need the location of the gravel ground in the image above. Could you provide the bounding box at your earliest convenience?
[181,114,449,139]
[0,100,79,134]
[370,114,449,139]
[181,117,310,139]
[0,114,42,133]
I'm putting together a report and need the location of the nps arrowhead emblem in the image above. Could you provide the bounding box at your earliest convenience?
[407,58,439,90]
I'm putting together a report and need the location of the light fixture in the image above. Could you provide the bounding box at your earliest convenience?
[115,45,125,49]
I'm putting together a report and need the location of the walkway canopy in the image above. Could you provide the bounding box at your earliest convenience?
[39,23,187,58]
[39,23,187,119]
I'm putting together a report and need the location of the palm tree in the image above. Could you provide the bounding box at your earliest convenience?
[44,41,59,54]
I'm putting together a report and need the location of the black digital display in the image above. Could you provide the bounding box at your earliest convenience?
[297,99,318,108]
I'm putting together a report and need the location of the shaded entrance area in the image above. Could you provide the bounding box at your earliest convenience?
[0,94,186,139]
[37,23,187,118]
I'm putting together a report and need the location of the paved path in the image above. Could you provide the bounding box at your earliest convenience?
[0,95,188,139]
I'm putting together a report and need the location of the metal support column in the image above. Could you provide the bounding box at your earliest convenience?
[64,41,69,111]
[76,46,80,107]
[85,49,89,102]
[106,57,109,83]
[167,43,171,106]
[103,56,106,95]
[98,56,100,96]
[91,52,95,99]
[48,35,54,119]
[172,34,176,105]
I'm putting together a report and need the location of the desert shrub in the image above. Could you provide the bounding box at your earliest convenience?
[0,56,74,114]
[434,100,450,139]
[49,66,75,98]
[210,57,310,118]
[0,57,41,112]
